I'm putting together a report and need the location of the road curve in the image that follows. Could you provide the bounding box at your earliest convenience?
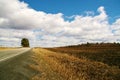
[0,48,37,80]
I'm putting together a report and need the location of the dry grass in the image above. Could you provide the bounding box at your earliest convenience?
[46,43,120,67]
[0,47,17,50]
[31,48,120,80]
[30,48,63,80]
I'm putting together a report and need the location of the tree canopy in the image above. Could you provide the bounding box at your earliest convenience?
[21,38,30,47]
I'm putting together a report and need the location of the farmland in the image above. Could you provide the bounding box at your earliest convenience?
[31,43,120,80]
[46,43,120,67]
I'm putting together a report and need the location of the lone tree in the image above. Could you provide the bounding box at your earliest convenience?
[21,38,30,47]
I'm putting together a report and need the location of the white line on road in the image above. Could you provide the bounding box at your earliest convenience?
[0,48,31,62]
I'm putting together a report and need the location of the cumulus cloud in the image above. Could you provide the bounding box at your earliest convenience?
[0,0,120,47]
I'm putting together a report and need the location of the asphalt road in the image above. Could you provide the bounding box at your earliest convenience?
[0,48,37,80]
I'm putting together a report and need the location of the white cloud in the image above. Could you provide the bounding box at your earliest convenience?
[111,19,120,41]
[112,19,120,30]
[0,0,120,47]
[84,11,94,16]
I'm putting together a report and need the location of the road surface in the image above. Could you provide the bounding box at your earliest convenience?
[0,48,37,80]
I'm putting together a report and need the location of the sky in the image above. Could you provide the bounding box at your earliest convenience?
[20,0,120,22]
[0,0,120,47]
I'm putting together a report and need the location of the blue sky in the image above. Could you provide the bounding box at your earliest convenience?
[0,0,120,47]
[21,0,120,22]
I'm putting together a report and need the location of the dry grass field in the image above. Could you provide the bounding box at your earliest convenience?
[31,47,120,80]
[46,43,120,67]
[0,47,16,50]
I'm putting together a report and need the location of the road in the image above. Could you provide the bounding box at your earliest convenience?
[0,48,37,80]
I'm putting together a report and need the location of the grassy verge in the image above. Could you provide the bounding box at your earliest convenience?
[31,48,120,80]
[30,48,63,80]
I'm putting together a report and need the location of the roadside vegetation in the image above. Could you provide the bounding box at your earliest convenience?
[30,48,63,80]
[31,47,120,80]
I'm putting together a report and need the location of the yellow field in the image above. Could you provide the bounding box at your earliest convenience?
[0,47,11,50]
[0,47,18,50]
[31,48,120,80]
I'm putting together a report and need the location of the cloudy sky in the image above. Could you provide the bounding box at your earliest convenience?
[0,0,120,47]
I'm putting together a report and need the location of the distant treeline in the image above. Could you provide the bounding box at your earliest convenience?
[63,42,120,48]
